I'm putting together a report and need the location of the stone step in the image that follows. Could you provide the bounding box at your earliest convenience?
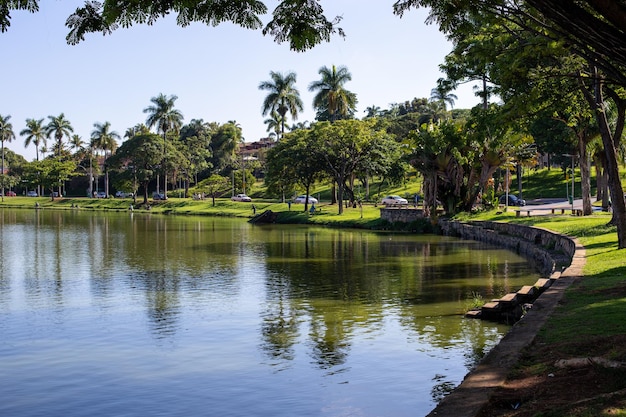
[465,310,482,319]
[534,278,552,290]
[498,293,518,304]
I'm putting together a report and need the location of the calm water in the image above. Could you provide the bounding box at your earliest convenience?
[0,209,539,417]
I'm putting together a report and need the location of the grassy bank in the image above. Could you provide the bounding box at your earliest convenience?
[0,195,429,230]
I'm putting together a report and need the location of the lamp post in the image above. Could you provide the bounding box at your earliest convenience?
[564,154,575,211]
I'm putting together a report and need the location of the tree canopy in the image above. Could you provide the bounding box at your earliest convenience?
[1,0,344,52]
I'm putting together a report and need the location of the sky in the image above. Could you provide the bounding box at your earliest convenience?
[2,1,482,161]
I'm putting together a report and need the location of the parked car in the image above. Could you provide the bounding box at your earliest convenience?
[231,194,252,202]
[499,194,526,206]
[293,195,318,204]
[381,195,408,206]
[152,192,166,200]
[4,191,16,197]
[27,191,38,197]
[115,191,133,198]
[96,191,107,198]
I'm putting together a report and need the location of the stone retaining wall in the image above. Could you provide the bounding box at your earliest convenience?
[439,220,576,277]
[379,207,424,223]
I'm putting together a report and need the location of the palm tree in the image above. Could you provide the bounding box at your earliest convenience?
[430,80,458,110]
[263,111,284,140]
[91,121,120,198]
[124,124,148,140]
[0,115,15,202]
[70,134,84,152]
[45,113,74,158]
[364,105,381,118]
[143,93,183,199]
[259,71,303,140]
[308,65,357,122]
[21,118,47,161]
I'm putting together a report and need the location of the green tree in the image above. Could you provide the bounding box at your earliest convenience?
[21,118,46,161]
[263,111,284,140]
[430,79,458,110]
[198,174,230,206]
[178,119,214,196]
[91,121,120,198]
[0,114,15,201]
[209,122,242,174]
[265,128,326,211]
[308,65,357,122]
[259,71,303,140]
[45,113,74,159]
[311,119,393,214]
[144,93,184,199]
[24,158,77,201]
[107,133,163,205]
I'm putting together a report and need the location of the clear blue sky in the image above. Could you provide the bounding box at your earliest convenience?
[3,1,481,161]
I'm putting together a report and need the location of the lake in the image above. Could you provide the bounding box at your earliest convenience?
[0,209,540,416]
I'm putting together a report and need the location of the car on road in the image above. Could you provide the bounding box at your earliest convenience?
[231,193,252,202]
[293,195,318,204]
[381,195,408,206]
[27,191,38,197]
[115,191,133,198]
[96,191,107,198]
[499,194,526,206]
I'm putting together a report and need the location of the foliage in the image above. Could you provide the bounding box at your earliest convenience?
[311,119,396,214]
[259,71,303,139]
[23,158,77,199]
[265,127,326,209]
[107,132,163,204]
[197,174,230,206]
[308,65,357,122]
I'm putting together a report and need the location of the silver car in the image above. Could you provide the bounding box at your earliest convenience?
[293,195,318,204]
[381,195,408,206]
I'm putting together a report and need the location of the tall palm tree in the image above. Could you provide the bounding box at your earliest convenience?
[45,113,74,158]
[0,115,15,202]
[308,65,357,122]
[21,118,47,161]
[143,93,183,199]
[259,71,303,140]
[91,121,120,198]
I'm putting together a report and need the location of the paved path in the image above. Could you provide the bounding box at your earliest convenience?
[503,198,600,216]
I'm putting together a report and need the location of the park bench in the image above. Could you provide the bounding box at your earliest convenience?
[515,209,533,217]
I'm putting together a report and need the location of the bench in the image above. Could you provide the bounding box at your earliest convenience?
[515,209,532,217]
[549,208,582,216]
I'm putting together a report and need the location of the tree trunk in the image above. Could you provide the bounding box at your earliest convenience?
[577,137,593,215]
[581,68,626,248]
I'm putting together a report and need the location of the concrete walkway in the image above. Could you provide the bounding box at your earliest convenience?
[425,234,586,417]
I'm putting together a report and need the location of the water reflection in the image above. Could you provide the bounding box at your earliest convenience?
[0,209,540,417]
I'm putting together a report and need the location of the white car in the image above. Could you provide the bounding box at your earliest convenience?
[231,194,252,202]
[293,195,318,204]
[381,195,408,206]
[27,191,38,197]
